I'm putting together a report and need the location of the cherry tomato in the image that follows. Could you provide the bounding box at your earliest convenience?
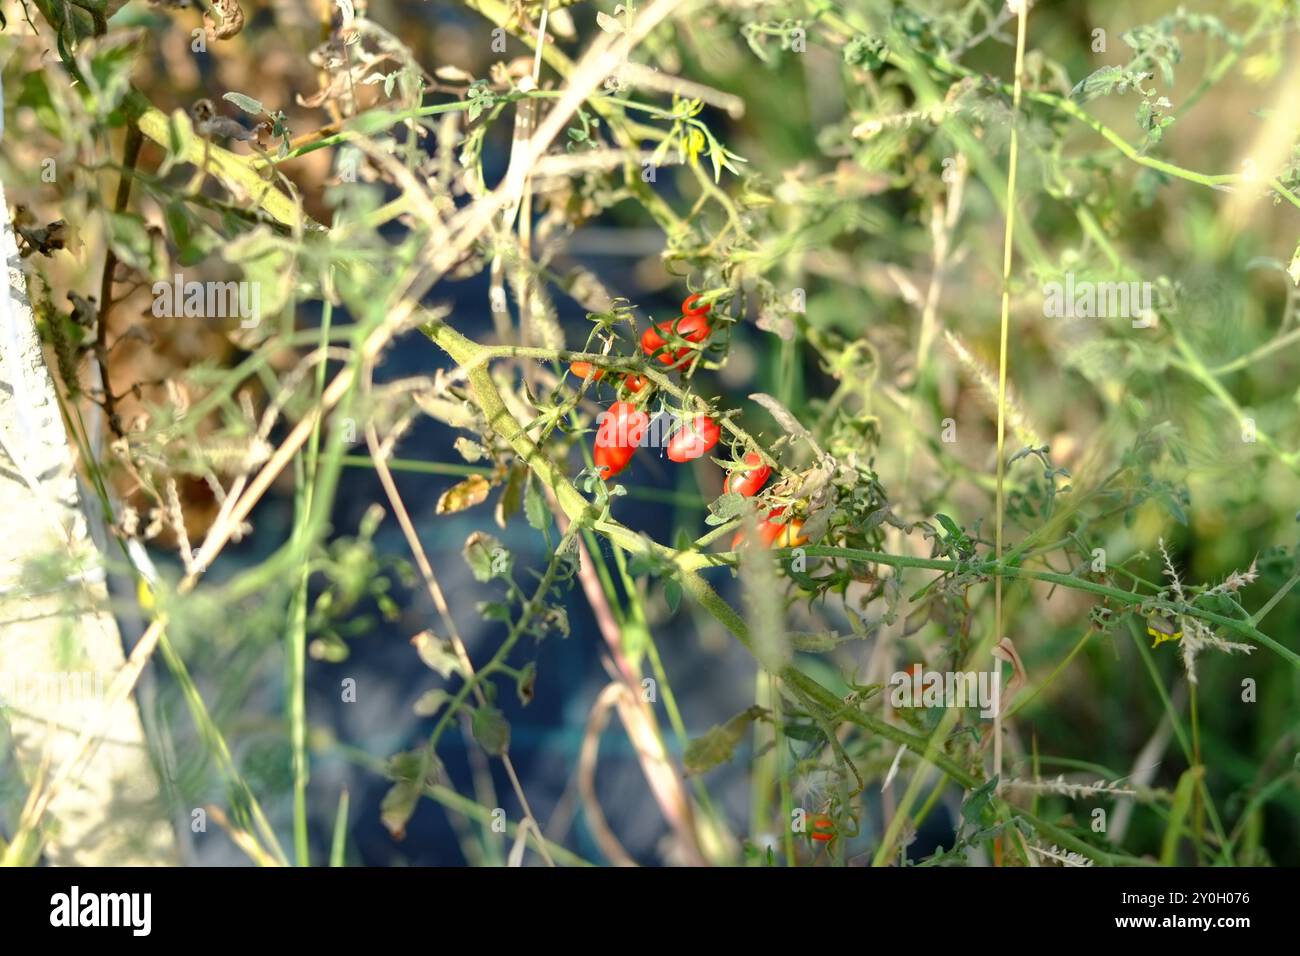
[759,509,789,546]
[569,361,603,381]
[681,293,710,317]
[640,311,711,366]
[730,507,808,548]
[594,444,629,479]
[593,401,648,479]
[723,452,771,497]
[624,374,647,393]
[810,813,835,843]
[731,506,789,549]
[774,518,808,548]
[665,415,721,463]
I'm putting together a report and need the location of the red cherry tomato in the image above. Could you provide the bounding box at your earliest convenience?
[569,361,603,381]
[593,401,648,479]
[640,312,711,366]
[681,293,710,317]
[665,415,721,463]
[758,508,788,546]
[723,452,771,497]
[731,506,789,549]
[752,506,808,548]
[624,374,647,393]
[810,813,836,843]
[593,443,628,479]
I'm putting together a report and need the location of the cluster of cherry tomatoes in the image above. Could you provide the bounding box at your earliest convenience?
[569,294,807,551]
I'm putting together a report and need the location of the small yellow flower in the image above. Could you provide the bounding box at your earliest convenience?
[1147,615,1182,648]
[685,127,707,164]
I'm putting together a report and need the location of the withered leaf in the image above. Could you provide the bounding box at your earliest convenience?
[436,475,490,515]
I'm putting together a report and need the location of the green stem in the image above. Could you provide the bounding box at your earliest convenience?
[329,789,350,866]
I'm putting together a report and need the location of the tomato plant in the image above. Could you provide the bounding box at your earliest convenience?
[4,0,1300,875]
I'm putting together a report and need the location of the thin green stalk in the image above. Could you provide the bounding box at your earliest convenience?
[1210,325,1300,375]
[1177,5,1274,116]
[1129,624,1231,862]
[341,454,489,478]
[1190,682,1205,863]
[285,293,334,866]
[1004,626,1094,719]
[774,675,796,866]
[750,671,777,864]
[287,457,311,866]
[991,0,1030,807]
[153,632,289,864]
[329,789,350,866]
[268,101,476,164]
[910,774,948,838]
[1168,331,1299,471]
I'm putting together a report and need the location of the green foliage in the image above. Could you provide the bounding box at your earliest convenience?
[4,0,1300,870]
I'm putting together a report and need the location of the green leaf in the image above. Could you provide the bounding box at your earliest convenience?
[788,631,849,652]
[664,577,682,614]
[705,491,750,526]
[463,531,506,582]
[1071,65,1123,101]
[16,71,63,138]
[781,721,823,743]
[380,749,441,839]
[1157,490,1188,526]
[1070,65,1150,103]
[471,706,510,755]
[477,600,512,623]
[105,211,161,279]
[163,200,220,267]
[683,706,767,775]
[379,780,420,840]
[79,29,143,117]
[961,775,999,826]
[515,662,537,706]
[223,91,266,115]
[495,463,525,528]
[935,513,965,540]
[524,473,551,533]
